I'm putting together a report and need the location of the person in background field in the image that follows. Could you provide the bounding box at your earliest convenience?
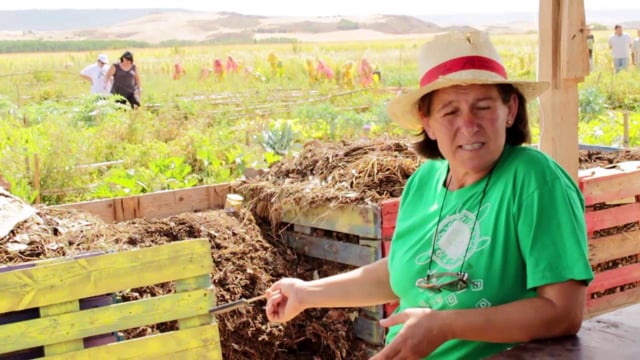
[105,51,141,109]
[585,25,595,72]
[264,30,593,359]
[173,57,186,80]
[632,27,640,70]
[226,55,239,74]
[316,59,334,81]
[358,57,374,87]
[213,59,225,80]
[608,24,632,73]
[80,54,111,95]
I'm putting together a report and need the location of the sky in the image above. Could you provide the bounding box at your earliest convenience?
[0,0,639,17]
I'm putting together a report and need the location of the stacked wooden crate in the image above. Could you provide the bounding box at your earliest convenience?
[282,200,399,348]
[580,161,640,317]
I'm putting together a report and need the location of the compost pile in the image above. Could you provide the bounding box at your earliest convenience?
[578,148,640,169]
[236,136,422,228]
[0,205,371,359]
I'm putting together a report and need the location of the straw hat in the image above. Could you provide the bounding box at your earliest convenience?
[387,31,549,131]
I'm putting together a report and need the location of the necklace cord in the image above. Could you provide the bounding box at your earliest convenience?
[425,167,494,277]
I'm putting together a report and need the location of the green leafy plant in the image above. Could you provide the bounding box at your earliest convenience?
[261,120,295,155]
[579,87,608,122]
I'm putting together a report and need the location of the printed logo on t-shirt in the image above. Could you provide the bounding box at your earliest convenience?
[475,298,492,308]
[446,294,458,306]
[430,296,443,307]
[471,279,484,291]
[415,204,492,270]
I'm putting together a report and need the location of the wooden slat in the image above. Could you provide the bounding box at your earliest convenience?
[0,239,212,312]
[0,289,211,353]
[40,300,83,356]
[287,232,378,267]
[589,230,640,265]
[380,199,399,239]
[585,202,640,233]
[587,263,640,294]
[381,225,395,239]
[581,169,640,206]
[154,344,223,360]
[384,300,399,318]
[382,240,391,258]
[283,203,381,239]
[354,315,385,345]
[38,324,222,360]
[586,287,640,319]
[54,183,230,222]
[176,274,215,330]
[361,305,385,320]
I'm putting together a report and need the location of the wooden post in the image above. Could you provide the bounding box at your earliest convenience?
[623,111,630,148]
[33,154,41,205]
[538,0,589,183]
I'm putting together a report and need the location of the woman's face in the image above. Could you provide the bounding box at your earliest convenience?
[421,84,517,177]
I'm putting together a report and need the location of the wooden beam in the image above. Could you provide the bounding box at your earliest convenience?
[584,202,640,233]
[589,230,640,265]
[560,1,589,80]
[21,325,222,360]
[538,0,587,182]
[54,183,230,223]
[282,203,381,239]
[587,263,640,294]
[580,164,640,206]
[286,232,379,267]
[586,287,640,319]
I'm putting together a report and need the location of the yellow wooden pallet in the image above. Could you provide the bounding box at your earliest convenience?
[0,239,222,359]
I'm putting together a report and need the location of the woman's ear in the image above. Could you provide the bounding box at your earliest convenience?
[506,94,519,127]
[422,115,437,140]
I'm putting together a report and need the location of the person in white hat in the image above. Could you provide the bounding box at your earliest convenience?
[264,31,593,359]
[79,54,111,95]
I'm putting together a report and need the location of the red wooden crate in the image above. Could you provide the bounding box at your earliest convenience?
[580,163,640,317]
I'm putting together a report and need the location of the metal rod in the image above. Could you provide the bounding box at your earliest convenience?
[209,294,267,315]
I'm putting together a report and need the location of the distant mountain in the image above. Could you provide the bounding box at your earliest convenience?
[0,9,192,31]
[0,10,451,44]
[419,9,640,29]
[0,9,637,44]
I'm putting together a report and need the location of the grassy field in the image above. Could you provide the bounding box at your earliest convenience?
[0,32,638,205]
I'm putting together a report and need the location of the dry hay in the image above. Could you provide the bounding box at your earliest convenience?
[0,207,371,360]
[579,148,640,169]
[239,144,640,230]
[235,136,421,229]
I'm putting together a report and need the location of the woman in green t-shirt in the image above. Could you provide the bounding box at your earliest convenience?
[265,31,594,359]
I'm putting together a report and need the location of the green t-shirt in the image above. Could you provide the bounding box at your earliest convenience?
[387,145,594,359]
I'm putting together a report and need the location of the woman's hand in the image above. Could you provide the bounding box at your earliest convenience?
[265,278,308,323]
[371,308,450,360]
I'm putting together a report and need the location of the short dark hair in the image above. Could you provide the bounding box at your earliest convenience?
[120,51,134,62]
[413,84,530,159]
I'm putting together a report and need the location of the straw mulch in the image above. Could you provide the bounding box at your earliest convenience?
[235,136,422,230]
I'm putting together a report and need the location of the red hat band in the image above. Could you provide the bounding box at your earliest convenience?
[419,55,508,87]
